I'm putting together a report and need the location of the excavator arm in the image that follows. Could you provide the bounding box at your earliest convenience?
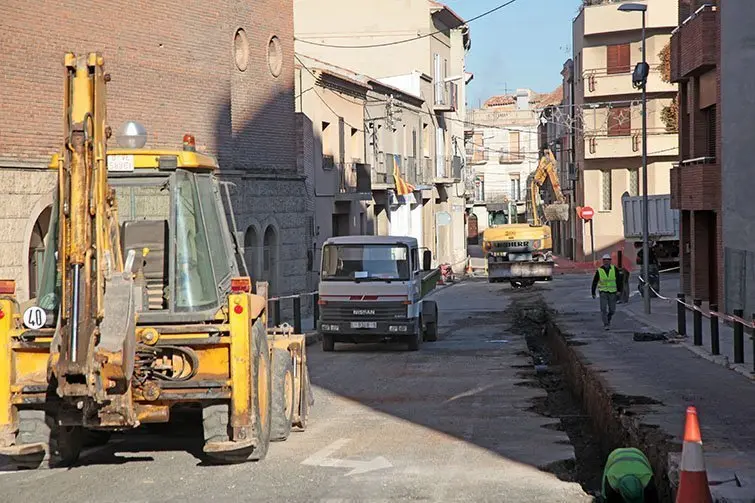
[53,53,136,423]
[529,148,569,224]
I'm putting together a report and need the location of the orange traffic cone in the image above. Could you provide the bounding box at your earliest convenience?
[676,406,712,502]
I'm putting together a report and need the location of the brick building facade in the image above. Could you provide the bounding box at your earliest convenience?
[669,0,721,303]
[0,0,312,302]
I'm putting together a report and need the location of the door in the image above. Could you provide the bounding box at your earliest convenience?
[467,213,479,245]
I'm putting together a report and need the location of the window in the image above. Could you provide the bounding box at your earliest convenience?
[174,170,219,312]
[509,131,521,161]
[510,173,521,200]
[608,106,631,136]
[196,174,233,287]
[267,36,283,77]
[607,44,631,74]
[411,247,419,272]
[629,168,639,196]
[705,105,716,159]
[321,244,410,281]
[601,170,612,211]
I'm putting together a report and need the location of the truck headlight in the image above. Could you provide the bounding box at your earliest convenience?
[322,324,339,331]
[389,325,408,332]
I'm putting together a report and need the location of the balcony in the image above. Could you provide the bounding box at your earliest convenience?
[433,81,458,113]
[670,4,718,83]
[466,147,488,165]
[434,155,462,182]
[583,67,675,98]
[670,157,720,211]
[581,0,677,37]
[335,162,372,201]
[584,130,678,160]
[498,151,525,164]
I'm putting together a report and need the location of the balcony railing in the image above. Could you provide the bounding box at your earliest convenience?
[338,162,371,195]
[433,81,458,113]
[499,151,525,164]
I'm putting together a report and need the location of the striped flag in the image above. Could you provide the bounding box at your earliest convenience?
[392,159,415,196]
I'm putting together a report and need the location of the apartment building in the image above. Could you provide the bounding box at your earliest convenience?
[669,0,721,304]
[1,0,310,303]
[572,0,679,262]
[465,89,562,237]
[294,0,472,272]
[721,2,755,315]
[294,54,427,272]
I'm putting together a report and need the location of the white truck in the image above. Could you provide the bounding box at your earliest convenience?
[317,236,440,352]
[621,193,680,267]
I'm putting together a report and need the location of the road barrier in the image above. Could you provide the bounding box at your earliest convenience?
[642,276,755,371]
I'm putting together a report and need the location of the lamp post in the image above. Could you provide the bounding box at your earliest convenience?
[618,2,651,314]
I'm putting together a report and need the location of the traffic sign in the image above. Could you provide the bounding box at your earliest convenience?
[580,206,594,221]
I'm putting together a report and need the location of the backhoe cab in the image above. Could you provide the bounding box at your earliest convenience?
[0,52,311,469]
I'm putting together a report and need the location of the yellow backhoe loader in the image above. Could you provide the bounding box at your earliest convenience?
[0,52,312,468]
[482,148,569,287]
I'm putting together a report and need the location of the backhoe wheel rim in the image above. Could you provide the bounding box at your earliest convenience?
[284,371,293,418]
[258,353,270,430]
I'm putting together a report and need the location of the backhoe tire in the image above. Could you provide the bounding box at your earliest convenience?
[202,318,271,464]
[11,409,83,469]
[322,334,335,352]
[270,349,294,442]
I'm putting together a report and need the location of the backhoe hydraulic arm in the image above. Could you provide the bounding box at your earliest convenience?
[54,53,134,418]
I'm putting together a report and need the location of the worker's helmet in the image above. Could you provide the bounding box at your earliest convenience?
[602,253,611,261]
[617,474,644,503]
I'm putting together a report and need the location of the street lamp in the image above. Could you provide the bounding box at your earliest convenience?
[618,2,651,314]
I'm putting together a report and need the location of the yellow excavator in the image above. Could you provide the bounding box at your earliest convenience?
[0,52,312,468]
[482,148,569,287]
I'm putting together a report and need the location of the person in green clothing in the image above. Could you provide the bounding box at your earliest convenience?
[591,254,624,330]
[601,447,660,502]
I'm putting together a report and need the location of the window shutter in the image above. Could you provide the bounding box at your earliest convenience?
[608,106,631,136]
[607,44,630,74]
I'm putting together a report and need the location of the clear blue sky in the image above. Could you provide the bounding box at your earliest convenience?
[444,0,583,107]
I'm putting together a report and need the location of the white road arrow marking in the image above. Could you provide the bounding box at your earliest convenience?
[301,438,392,476]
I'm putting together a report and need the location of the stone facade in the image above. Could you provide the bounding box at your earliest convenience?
[0,0,311,306]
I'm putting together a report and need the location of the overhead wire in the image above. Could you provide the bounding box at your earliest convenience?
[295,0,520,49]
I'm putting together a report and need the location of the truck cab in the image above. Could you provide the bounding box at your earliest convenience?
[316,236,440,352]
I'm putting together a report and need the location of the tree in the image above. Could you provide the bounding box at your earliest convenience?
[659,42,679,133]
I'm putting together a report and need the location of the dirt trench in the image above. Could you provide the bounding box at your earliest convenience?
[505,289,675,502]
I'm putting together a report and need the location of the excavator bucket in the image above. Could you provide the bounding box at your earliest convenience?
[543,203,570,222]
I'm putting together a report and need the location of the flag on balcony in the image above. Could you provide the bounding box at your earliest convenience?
[392,156,415,196]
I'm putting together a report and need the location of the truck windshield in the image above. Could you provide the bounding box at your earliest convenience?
[321,244,410,281]
[489,212,508,226]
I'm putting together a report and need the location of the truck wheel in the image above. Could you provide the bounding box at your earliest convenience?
[202,319,271,463]
[9,409,83,469]
[423,303,438,342]
[322,334,335,352]
[270,349,294,442]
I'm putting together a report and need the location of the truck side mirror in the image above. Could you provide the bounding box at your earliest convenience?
[422,250,432,271]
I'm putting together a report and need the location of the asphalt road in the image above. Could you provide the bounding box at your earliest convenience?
[0,281,591,503]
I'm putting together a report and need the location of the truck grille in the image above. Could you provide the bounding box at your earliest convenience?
[321,302,407,321]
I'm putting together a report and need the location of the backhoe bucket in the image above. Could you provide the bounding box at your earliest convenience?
[543,203,570,222]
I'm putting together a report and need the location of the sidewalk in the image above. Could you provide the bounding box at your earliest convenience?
[621,273,755,381]
[542,273,755,501]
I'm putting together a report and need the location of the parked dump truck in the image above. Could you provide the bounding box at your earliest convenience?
[0,53,311,469]
[621,193,680,268]
[317,236,441,351]
[482,149,568,287]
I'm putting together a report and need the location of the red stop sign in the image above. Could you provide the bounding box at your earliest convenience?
[580,206,594,221]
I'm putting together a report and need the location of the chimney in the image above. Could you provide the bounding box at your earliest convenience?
[516,89,529,110]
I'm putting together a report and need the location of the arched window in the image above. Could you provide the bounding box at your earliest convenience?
[28,206,52,299]
[263,225,279,294]
[244,225,259,281]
